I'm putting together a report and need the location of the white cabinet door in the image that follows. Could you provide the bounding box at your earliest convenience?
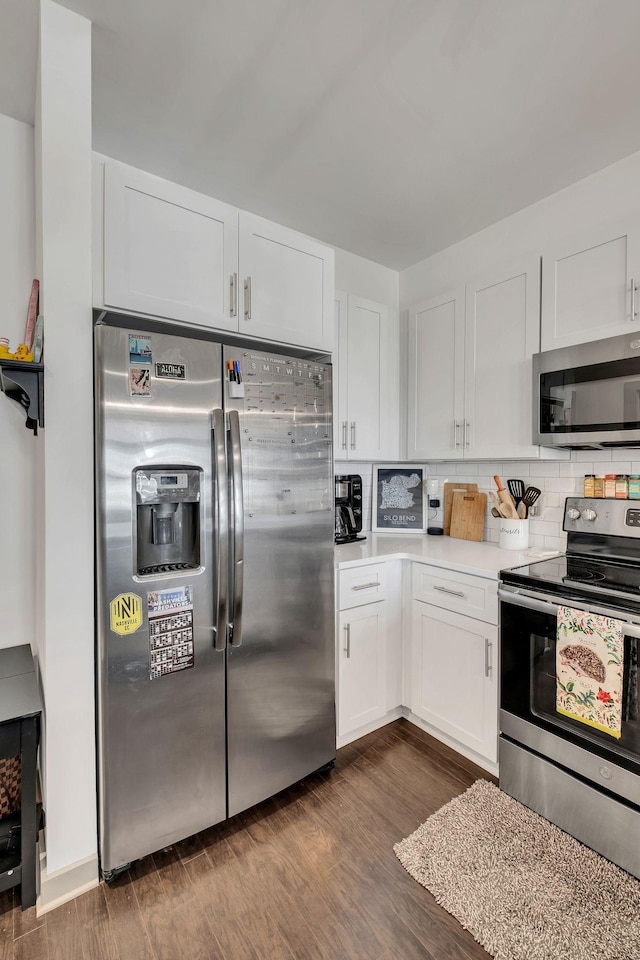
[464,256,540,460]
[337,601,388,739]
[407,288,465,460]
[541,221,640,350]
[334,293,399,461]
[410,600,498,763]
[103,162,239,330]
[238,213,334,352]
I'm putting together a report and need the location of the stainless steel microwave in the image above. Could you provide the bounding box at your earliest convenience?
[533,332,640,448]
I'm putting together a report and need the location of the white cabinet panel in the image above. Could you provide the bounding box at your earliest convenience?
[338,562,389,609]
[239,213,334,351]
[406,288,464,460]
[410,600,498,763]
[541,222,640,350]
[103,162,238,330]
[337,601,388,738]
[464,256,540,459]
[335,293,399,461]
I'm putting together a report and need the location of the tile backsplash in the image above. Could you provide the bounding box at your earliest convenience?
[335,451,640,551]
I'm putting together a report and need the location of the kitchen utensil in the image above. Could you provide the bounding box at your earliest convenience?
[507,479,525,506]
[491,506,501,518]
[443,482,478,535]
[517,501,527,519]
[449,491,487,542]
[493,476,518,518]
[522,486,541,512]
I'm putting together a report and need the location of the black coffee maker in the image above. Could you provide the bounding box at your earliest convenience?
[335,474,366,544]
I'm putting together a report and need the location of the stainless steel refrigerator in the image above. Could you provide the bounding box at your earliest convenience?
[94,314,335,877]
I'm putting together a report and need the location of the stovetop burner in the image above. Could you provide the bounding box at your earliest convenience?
[563,566,606,584]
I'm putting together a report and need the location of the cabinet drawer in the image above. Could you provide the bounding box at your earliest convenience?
[338,562,388,609]
[412,563,497,624]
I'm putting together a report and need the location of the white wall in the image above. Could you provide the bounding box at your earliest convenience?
[35,0,97,903]
[401,148,640,306]
[335,246,399,310]
[0,113,36,650]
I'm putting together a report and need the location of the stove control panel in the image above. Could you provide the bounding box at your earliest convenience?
[563,497,640,538]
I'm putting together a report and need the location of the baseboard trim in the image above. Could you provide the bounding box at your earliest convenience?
[37,850,100,915]
[337,706,403,749]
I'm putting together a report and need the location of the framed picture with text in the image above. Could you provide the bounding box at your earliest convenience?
[372,464,426,533]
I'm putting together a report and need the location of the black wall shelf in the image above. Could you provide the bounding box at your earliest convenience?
[0,361,44,435]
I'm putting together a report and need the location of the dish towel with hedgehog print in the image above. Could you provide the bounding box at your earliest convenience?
[556,606,624,739]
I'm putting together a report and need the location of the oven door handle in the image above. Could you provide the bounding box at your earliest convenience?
[498,585,640,638]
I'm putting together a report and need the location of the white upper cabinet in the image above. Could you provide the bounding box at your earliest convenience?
[464,256,541,459]
[96,159,334,351]
[334,293,399,461]
[407,256,564,461]
[541,220,640,351]
[102,162,239,332]
[407,288,465,460]
[238,213,334,350]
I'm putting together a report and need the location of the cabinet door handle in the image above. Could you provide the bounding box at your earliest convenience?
[454,420,461,448]
[485,637,492,677]
[632,278,638,322]
[433,585,465,598]
[341,421,348,450]
[464,420,470,448]
[244,276,252,319]
[230,273,238,317]
[344,623,351,658]
[352,581,380,591]
[350,421,356,450]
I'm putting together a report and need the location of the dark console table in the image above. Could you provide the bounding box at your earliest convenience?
[0,645,42,909]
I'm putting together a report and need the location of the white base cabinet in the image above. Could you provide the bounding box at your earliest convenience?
[336,561,402,746]
[337,602,389,739]
[409,600,498,764]
[94,157,334,352]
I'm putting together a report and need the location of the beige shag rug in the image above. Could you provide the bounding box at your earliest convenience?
[394,780,640,960]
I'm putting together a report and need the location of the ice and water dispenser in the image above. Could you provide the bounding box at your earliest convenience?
[134,467,202,576]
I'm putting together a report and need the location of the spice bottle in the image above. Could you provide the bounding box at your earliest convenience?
[594,475,605,498]
[629,475,640,499]
[583,475,595,498]
[615,475,628,498]
[604,474,617,498]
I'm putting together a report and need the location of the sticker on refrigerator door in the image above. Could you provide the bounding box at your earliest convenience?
[147,585,194,679]
[129,335,152,364]
[110,593,143,636]
[155,362,186,380]
[129,368,151,397]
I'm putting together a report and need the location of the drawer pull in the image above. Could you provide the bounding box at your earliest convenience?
[433,585,465,598]
[352,581,380,591]
[344,624,351,658]
[485,637,492,677]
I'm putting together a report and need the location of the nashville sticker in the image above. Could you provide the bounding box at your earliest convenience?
[110,593,143,636]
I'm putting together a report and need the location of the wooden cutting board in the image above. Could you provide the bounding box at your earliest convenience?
[449,491,487,542]
[443,482,478,535]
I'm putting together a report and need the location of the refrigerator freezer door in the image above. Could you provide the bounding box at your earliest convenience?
[224,346,336,817]
[95,323,226,873]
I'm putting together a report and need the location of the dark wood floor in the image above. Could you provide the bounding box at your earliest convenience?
[1,720,496,959]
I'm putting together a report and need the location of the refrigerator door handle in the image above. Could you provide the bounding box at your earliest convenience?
[212,408,229,651]
[228,409,244,647]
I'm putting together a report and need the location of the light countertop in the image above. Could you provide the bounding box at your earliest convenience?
[335,532,559,580]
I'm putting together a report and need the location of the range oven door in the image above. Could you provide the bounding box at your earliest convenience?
[498,584,640,878]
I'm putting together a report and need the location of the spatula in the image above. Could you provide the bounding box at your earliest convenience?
[507,479,525,506]
[521,486,541,513]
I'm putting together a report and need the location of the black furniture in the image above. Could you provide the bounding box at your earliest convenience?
[0,645,42,909]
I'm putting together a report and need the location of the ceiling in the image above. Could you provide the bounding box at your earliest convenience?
[3,0,640,270]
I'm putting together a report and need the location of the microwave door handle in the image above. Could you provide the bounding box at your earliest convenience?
[228,409,244,647]
[212,408,229,651]
[497,585,640,639]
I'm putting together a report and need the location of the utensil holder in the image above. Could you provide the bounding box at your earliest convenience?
[499,518,529,550]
